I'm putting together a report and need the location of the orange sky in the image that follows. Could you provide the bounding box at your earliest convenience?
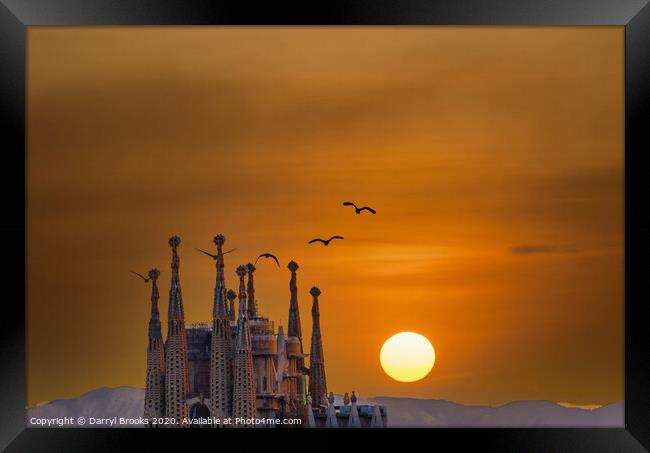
[26,26,623,407]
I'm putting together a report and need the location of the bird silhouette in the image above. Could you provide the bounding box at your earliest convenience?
[195,248,236,259]
[255,253,280,267]
[131,270,151,282]
[343,201,376,215]
[309,236,344,246]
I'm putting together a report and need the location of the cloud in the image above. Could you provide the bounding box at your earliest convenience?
[509,245,558,255]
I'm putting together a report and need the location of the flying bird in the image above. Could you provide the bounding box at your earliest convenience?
[195,248,236,259]
[255,253,280,267]
[131,270,151,283]
[343,201,376,215]
[309,236,344,246]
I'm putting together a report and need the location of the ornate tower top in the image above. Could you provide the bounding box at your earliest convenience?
[236,264,248,319]
[147,268,162,339]
[236,264,248,278]
[167,235,184,321]
[226,289,237,321]
[235,265,251,350]
[287,260,302,341]
[148,268,161,281]
[213,234,225,247]
[169,235,181,249]
[309,284,327,407]
[311,286,322,320]
[246,262,257,318]
[212,233,228,319]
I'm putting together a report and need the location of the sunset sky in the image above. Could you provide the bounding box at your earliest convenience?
[27,27,623,407]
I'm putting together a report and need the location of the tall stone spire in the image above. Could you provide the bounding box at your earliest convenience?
[232,265,256,426]
[227,289,237,322]
[212,234,229,318]
[143,268,165,423]
[287,260,304,370]
[246,263,257,318]
[287,261,302,340]
[209,234,233,422]
[164,235,189,426]
[308,286,328,408]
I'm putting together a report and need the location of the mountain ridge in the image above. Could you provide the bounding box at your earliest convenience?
[27,386,623,428]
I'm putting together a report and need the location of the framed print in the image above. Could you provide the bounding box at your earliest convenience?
[1,0,648,451]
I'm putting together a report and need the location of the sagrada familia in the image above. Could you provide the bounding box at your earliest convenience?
[142,234,387,428]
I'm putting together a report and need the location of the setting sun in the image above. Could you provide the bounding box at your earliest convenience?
[380,332,436,382]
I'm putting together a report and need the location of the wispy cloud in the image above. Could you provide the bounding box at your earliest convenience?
[509,245,558,255]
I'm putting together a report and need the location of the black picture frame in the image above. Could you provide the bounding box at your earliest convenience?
[1,0,648,451]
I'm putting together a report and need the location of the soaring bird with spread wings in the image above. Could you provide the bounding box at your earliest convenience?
[343,201,376,215]
[255,253,280,267]
[195,248,236,259]
[309,236,344,246]
[131,270,152,282]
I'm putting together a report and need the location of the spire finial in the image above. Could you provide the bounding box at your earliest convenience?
[288,260,299,272]
[148,268,161,282]
[236,264,248,319]
[168,235,181,249]
[246,262,257,318]
[227,288,237,321]
[147,268,162,338]
[167,235,184,320]
[310,286,321,297]
[211,233,228,318]
[213,234,225,247]
[236,264,247,278]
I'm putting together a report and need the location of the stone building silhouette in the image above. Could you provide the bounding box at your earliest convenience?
[141,234,387,428]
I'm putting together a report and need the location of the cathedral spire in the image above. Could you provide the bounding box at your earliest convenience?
[168,235,184,321]
[308,286,328,408]
[213,234,228,318]
[246,263,257,318]
[148,269,162,340]
[143,268,165,424]
[287,261,302,341]
[235,265,251,349]
[232,265,256,426]
[209,234,233,422]
[164,235,189,426]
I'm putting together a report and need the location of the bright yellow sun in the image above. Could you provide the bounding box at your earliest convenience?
[380,332,435,382]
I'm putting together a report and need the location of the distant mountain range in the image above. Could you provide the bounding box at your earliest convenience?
[27,387,623,428]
